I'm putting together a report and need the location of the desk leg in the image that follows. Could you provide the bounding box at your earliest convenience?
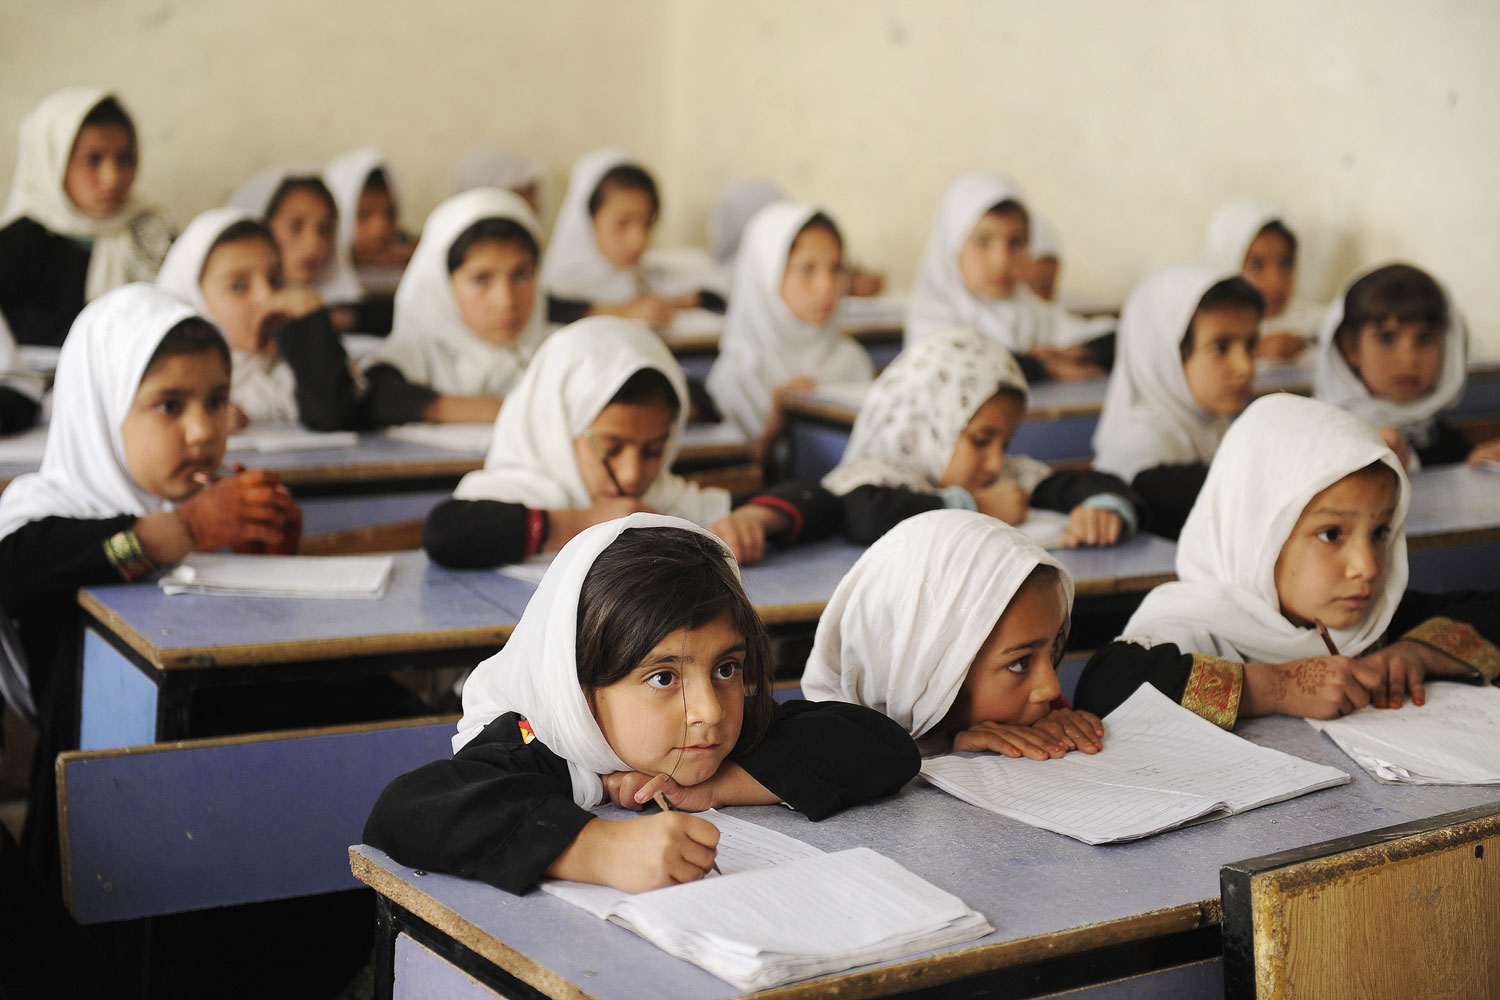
[378,898,549,1000]
[79,627,158,751]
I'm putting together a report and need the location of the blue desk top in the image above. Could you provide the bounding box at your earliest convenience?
[1405,464,1500,547]
[298,490,449,537]
[350,710,1500,1000]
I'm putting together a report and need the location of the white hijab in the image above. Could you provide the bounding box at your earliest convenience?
[2,88,170,300]
[0,284,200,540]
[1312,262,1468,457]
[708,178,786,265]
[705,202,874,439]
[1092,263,1239,481]
[802,509,1074,739]
[450,144,543,201]
[1028,213,1061,262]
[454,513,739,807]
[1201,195,1284,276]
[0,311,44,405]
[365,188,548,398]
[821,327,1051,497]
[324,145,399,297]
[1123,393,1409,664]
[156,207,298,424]
[538,147,648,304]
[228,167,364,304]
[452,317,730,524]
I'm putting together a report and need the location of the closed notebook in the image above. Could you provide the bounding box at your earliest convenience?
[921,685,1350,844]
[1307,682,1500,785]
[227,423,359,453]
[383,422,494,455]
[160,553,394,599]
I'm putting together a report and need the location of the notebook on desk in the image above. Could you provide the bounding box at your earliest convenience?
[160,553,394,599]
[228,423,359,453]
[383,422,493,454]
[1307,682,1500,785]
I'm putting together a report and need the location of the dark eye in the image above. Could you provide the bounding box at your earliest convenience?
[644,448,665,461]
[85,153,104,169]
[646,670,675,690]
[1316,526,1342,543]
[969,434,993,449]
[207,391,229,412]
[156,399,182,416]
[1417,330,1441,347]
[1377,328,1398,346]
[230,279,249,294]
[713,661,740,681]
[1373,524,1391,542]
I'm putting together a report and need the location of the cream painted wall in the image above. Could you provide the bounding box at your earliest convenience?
[4,0,1497,350]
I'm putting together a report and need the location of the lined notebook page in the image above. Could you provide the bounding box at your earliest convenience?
[921,685,1350,844]
[160,553,394,599]
[228,423,359,453]
[1308,683,1500,784]
[383,422,493,454]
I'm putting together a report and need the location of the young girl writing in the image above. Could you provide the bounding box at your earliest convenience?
[366,514,919,894]
[1075,393,1499,728]
[361,188,549,426]
[1092,263,1264,538]
[1201,195,1325,360]
[803,509,1104,760]
[705,202,874,461]
[1313,262,1493,469]
[0,313,42,433]
[451,143,544,214]
[822,327,1141,546]
[423,317,835,567]
[0,88,173,346]
[229,168,365,313]
[325,145,413,298]
[156,208,360,430]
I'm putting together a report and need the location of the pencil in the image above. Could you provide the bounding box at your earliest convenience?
[653,790,722,875]
[1315,619,1340,656]
[585,432,628,497]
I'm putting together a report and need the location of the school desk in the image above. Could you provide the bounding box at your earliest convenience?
[348,712,1500,1000]
[1405,463,1500,591]
[662,298,907,382]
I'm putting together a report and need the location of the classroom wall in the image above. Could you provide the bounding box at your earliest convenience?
[4,0,1498,351]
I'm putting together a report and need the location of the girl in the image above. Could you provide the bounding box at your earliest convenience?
[705,202,875,461]
[1314,262,1492,469]
[156,208,360,431]
[803,509,1105,760]
[1201,195,1325,360]
[1075,394,1498,729]
[365,513,919,894]
[325,145,413,296]
[423,317,833,567]
[822,328,1141,547]
[361,188,549,426]
[903,173,1110,382]
[228,167,365,312]
[0,313,43,433]
[0,88,172,346]
[1092,263,1264,538]
[451,143,544,214]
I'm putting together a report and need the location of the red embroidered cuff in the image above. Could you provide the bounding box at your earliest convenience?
[1182,655,1244,729]
[747,495,803,543]
[524,508,549,559]
[1402,617,1500,684]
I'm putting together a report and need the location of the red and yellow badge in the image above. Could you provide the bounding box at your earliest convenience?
[517,718,537,744]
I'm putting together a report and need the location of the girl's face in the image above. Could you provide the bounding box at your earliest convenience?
[590,610,746,786]
[450,239,538,346]
[952,576,1067,729]
[573,400,673,500]
[120,350,232,501]
[64,123,137,218]
[1028,255,1059,302]
[1242,227,1295,319]
[199,237,282,355]
[591,184,655,270]
[268,188,335,286]
[938,393,1026,493]
[1182,305,1259,416]
[1341,319,1443,403]
[958,209,1029,300]
[1273,465,1397,630]
[352,183,398,264]
[780,226,845,325]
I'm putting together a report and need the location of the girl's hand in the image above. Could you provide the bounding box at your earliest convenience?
[1242,655,1385,720]
[602,770,660,810]
[633,765,779,812]
[1030,346,1105,382]
[1467,438,1500,467]
[1063,505,1123,547]
[1356,639,1476,709]
[1030,708,1105,753]
[547,814,719,893]
[546,498,656,551]
[1377,426,1413,468]
[952,721,1070,760]
[175,468,300,552]
[707,505,789,565]
[1254,331,1307,360]
[848,269,885,297]
[618,295,675,329]
[971,481,1030,524]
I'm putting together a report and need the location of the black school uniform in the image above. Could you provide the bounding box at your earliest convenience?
[265,309,362,430]
[0,218,90,347]
[1129,462,1210,540]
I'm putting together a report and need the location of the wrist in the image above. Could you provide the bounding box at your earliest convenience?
[134,511,194,565]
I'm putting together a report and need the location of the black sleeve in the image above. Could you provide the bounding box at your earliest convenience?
[1415,419,1476,467]
[1016,352,1048,384]
[738,480,843,546]
[0,515,136,614]
[732,700,919,821]
[1129,462,1210,540]
[422,499,531,569]
[546,295,593,326]
[696,289,727,314]
[0,388,39,435]
[1081,331,1115,371]
[1388,589,1500,651]
[350,295,394,335]
[270,310,361,431]
[0,219,91,348]
[1072,640,1198,718]
[362,712,595,895]
[358,363,439,428]
[838,485,944,544]
[1030,467,1143,519]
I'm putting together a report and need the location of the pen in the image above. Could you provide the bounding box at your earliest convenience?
[1315,619,1340,656]
[585,432,628,497]
[653,790,722,875]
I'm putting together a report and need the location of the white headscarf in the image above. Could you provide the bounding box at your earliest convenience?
[1092,263,1239,481]
[802,509,1073,739]
[1312,262,1468,458]
[452,317,730,523]
[1122,393,1409,664]
[708,178,786,265]
[0,284,201,540]
[821,327,1051,497]
[705,202,874,439]
[538,148,649,304]
[228,167,363,304]
[1201,195,1284,276]
[0,311,44,405]
[2,88,171,300]
[324,145,399,297]
[450,144,543,201]
[454,513,739,807]
[364,188,548,398]
[156,207,298,423]
[1028,213,1061,262]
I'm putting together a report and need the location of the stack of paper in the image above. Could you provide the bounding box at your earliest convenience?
[160,553,394,599]
[921,685,1350,843]
[1016,508,1071,550]
[384,422,493,454]
[228,423,359,453]
[1308,683,1500,784]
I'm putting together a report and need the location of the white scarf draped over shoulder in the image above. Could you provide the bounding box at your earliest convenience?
[451,316,730,524]
[802,509,1074,738]
[705,201,874,439]
[0,284,200,540]
[2,88,171,300]
[228,166,364,305]
[324,145,399,298]
[1092,263,1239,481]
[1122,393,1409,664]
[454,513,740,807]
[821,327,1051,496]
[538,147,649,304]
[364,188,548,398]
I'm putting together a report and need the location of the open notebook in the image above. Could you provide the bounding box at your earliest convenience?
[1307,682,1500,784]
[160,553,394,599]
[920,685,1350,844]
[543,810,990,991]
